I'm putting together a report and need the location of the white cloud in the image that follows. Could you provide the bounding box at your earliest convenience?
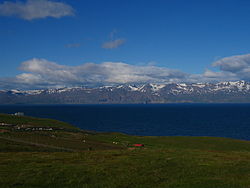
[202,69,238,82]
[0,58,189,89]
[210,53,250,80]
[102,39,126,49]
[16,73,42,84]
[2,53,250,89]
[0,0,74,20]
[19,58,79,83]
[213,54,250,72]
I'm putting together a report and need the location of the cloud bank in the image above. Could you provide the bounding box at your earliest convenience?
[0,58,189,89]
[1,54,250,89]
[0,0,74,20]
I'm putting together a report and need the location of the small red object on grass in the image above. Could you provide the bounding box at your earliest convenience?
[133,144,144,147]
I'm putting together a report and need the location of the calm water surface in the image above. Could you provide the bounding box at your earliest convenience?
[0,104,250,140]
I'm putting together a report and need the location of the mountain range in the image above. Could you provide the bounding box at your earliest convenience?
[1,81,250,104]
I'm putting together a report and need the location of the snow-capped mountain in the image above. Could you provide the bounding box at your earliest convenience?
[1,81,250,104]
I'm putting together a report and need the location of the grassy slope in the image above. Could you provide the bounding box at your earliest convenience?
[0,114,250,188]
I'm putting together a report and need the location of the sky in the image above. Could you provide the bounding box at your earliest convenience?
[1,0,250,89]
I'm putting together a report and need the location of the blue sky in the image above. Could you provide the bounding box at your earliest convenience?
[1,0,250,89]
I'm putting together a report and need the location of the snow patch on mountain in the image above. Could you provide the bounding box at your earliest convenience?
[192,83,206,88]
[128,85,139,91]
[150,84,166,92]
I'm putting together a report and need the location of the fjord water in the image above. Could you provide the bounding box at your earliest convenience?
[0,104,250,140]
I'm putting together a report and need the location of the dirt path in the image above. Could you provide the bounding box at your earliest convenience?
[0,136,77,152]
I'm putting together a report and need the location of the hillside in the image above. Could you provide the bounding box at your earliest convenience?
[0,113,79,130]
[0,113,123,152]
[0,114,250,187]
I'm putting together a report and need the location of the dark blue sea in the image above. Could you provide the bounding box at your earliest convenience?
[0,104,250,140]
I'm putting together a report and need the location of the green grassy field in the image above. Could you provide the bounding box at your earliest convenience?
[0,113,250,187]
